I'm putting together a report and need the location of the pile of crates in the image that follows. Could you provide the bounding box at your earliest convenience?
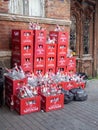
[5,75,65,115]
[5,75,41,115]
[49,31,76,73]
[4,29,79,115]
[11,29,76,75]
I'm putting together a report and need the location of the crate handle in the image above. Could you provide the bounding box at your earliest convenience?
[24,32,31,36]
[26,100,36,106]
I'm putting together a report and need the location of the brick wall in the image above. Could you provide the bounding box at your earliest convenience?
[0,0,70,69]
[0,1,9,13]
[45,0,70,19]
[0,19,70,51]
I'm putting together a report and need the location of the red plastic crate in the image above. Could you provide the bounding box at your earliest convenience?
[56,66,67,74]
[12,55,33,73]
[45,55,56,68]
[34,44,46,56]
[34,56,45,68]
[14,95,41,115]
[21,55,33,70]
[12,30,33,44]
[12,43,33,57]
[64,81,76,90]
[33,30,47,44]
[34,67,45,76]
[46,43,57,56]
[49,31,69,45]
[5,76,27,95]
[67,57,76,67]
[41,93,64,112]
[57,44,67,56]
[57,55,67,66]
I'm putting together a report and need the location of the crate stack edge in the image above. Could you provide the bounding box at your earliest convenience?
[5,75,27,110]
[49,31,69,74]
[33,30,46,76]
[45,43,57,74]
[12,30,34,73]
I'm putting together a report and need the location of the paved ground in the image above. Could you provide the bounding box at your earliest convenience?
[0,79,98,130]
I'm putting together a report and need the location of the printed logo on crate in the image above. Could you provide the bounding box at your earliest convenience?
[67,57,76,67]
[34,57,45,68]
[23,106,39,113]
[48,97,62,110]
[14,95,41,115]
[58,44,67,55]
[48,104,62,110]
[57,56,67,66]
[23,44,33,56]
[41,94,64,112]
[46,64,55,67]
[46,56,56,68]
[34,30,46,44]
[37,36,45,42]
[46,44,57,56]
[68,61,75,67]
[59,32,68,43]
[35,44,45,55]
[64,81,76,90]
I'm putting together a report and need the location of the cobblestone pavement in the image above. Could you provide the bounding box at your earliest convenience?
[0,79,98,130]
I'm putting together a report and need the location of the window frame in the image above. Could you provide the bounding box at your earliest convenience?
[8,0,45,17]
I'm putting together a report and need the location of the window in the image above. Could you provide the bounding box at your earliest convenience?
[83,18,90,54]
[70,15,77,52]
[8,0,45,17]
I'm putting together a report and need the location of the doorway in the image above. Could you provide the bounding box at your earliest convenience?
[70,0,96,77]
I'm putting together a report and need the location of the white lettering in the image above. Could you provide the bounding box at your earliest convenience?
[48,104,62,110]
[24,107,39,113]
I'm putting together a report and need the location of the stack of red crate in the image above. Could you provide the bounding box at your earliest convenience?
[49,31,69,74]
[66,57,76,73]
[33,30,46,76]
[5,75,27,110]
[12,30,33,73]
[45,43,57,73]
